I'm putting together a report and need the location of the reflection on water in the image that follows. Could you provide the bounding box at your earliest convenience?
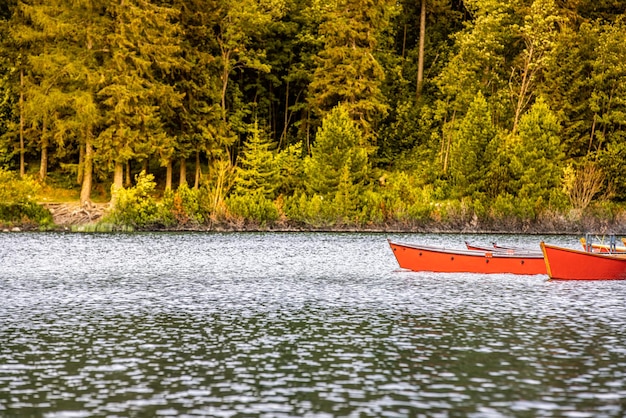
[1,232,625,417]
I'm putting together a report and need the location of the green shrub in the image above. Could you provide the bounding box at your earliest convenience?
[284,192,337,227]
[358,190,385,224]
[160,185,205,227]
[0,202,54,229]
[106,171,161,228]
[0,169,53,229]
[225,193,279,225]
[0,169,41,204]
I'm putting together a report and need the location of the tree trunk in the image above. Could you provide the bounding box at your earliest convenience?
[588,114,597,154]
[110,161,124,207]
[165,159,173,191]
[80,138,93,205]
[19,68,25,178]
[280,76,290,149]
[39,118,48,182]
[442,111,455,174]
[194,150,201,189]
[40,145,48,182]
[77,144,85,185]
[125,161,131,187]
[416,0,426,100]
[512,45,534,133]
[221,50,230,123]
[180,157,187,186]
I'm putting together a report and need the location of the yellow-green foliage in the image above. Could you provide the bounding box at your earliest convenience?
[106,171,160,228]
[161,184,205,226]
[0,169,53,228]
[0,169,41,204]
[284,193,337,227]
[225,193,279,225]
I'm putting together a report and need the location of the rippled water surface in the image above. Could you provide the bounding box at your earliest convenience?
[1,232,626,417]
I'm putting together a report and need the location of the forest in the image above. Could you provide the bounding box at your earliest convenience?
[1,0,626,231]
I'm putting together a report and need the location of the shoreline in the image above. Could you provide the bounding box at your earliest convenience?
[1,202,624,235]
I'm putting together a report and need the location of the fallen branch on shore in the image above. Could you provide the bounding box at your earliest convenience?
[44,202,108,226]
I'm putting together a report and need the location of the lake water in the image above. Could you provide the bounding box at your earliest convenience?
[1,232,625,417]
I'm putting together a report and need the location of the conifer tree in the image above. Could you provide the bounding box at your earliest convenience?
[510,98,564,204]
[304,104,370,197]
[98,0,184,204]
[233,120,279,199]
[308,0,395,135]
[448,92,495,197]
[435,0,516,126]
[0,4,15,169]
[511,0,561,133]
[173,0,226,189]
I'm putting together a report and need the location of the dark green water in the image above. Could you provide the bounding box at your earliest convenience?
[1,232,625,417]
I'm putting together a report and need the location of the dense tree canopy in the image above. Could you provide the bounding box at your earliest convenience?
[2,0,626,229]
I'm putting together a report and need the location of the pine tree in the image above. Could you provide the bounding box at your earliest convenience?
[510,98,564,204]
[511,0,561,133]
[304,104,370,197]
[97,0,184,204]
[308,0,395,135]
[448,92,496,196]
[172,0,227,189]
[233,120,279,199]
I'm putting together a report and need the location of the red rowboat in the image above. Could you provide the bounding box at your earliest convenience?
[389,240,546,275]
[540,242,626,280]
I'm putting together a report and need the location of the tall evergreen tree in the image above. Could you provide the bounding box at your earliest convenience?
[304,104,370,197]
[510,0,561,133]
[233,120,279,199]
[448,92,495,196]
[308,0,395,136]
[97,0,184,204]
[435,0,516,117]
[0,2,15,169]
[509,98,564,205]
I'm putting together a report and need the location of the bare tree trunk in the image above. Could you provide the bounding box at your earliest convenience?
[19,69,25,178]
[512,45,534,133]
[165,159,173,191]
[77,144,85,185]
[221,49,230,123]
[442,111,455,174]
[194,150,201,189]
[80,137,93,205]
[588,114,597,154]
[40,145,48,182]
[180,157,187,186]
[125,161,131,187]
[110,161,124,207]
[40,117,48,181]
[280,77,289,149]
[402,24,407,59]
[416,0,426,100]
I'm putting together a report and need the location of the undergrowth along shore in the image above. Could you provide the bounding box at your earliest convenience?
[2,170,626,234]
[3,200,626,235]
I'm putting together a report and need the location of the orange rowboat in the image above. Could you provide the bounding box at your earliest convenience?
[541,242,626,280]
[389,240,546,275]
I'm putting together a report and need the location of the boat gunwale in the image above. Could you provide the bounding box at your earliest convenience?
[464,241,542,256]
[389,240,544,260]
[541,242,626,260]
